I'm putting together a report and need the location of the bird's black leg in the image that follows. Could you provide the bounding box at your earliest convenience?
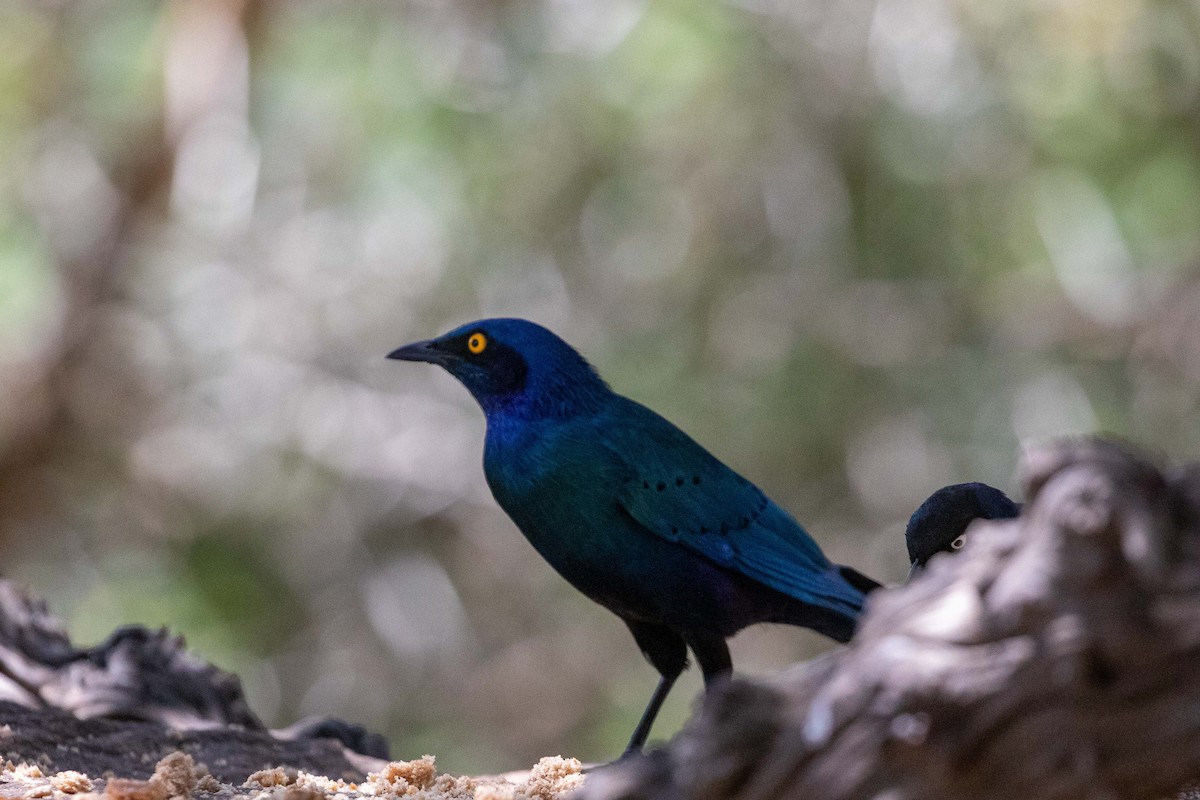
[624,672,677,757]
[686,634,732,689]
[621,620,687,757]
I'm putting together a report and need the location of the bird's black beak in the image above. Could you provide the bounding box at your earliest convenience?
[386,339,448,365]
[906,561,922,582]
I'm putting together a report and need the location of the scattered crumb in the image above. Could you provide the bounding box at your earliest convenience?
[291,770,356,795]
[473,786,514,800]
[278,786,328,800]
[152,752,202,799]
[515,757,583,800]
[195,774,221,794]
[424,774,480,800]
[104,752,204,800]
[14,763,45,780]
[50,771,94,793]
[103,778,166,800]
[1,754,583,800]
[364,757,437,795]
[245,768,295,789]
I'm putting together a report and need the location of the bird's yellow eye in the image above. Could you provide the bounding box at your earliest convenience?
[468,332,488,355]
[950,534,966,550]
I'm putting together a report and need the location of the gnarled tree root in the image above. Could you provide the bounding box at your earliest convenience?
[581,437,1200,800]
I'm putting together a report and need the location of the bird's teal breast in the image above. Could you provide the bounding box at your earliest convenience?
[483,418,647,595]
[479,412,767,632]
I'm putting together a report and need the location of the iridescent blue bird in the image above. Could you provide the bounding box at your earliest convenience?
[387,318,880,756]
[905,482,1021,580]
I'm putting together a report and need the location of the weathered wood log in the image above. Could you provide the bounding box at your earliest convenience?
[0,582,263,732]
[0,580,390,775]
[0,700,380,784]
[580,437,1200,800]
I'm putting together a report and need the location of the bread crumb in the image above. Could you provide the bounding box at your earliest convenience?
[426,774,479,800]
[245,768,294,789]
[194,775,221,795]
[103,779,166,800]
[14,764,45,780]
[151,752,201,800]
[364,756,437,796]
[516,757,583,800]
[292,771,350,794]
[5,752,583,800]
[50,771,94,793]
[275,787,327,800]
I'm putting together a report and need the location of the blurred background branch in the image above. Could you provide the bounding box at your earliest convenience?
[0,0,1197,773]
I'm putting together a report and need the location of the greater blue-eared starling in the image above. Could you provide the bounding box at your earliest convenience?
[905,482,1020,580]
[388,318,881,755]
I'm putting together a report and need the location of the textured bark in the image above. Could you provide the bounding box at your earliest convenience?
[0,700,379,784]
[580,438,1200,800]
[0,580,390,775]
[0,581,263,731]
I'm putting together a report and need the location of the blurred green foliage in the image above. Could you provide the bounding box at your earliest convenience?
[0,0,1198,774]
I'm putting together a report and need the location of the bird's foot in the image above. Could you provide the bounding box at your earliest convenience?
[581,745,659,774]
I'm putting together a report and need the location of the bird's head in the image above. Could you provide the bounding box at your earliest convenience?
[387,318,609,418]
[904,482,1021,577]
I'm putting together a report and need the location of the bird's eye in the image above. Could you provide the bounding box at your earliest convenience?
[467,332,488,355]
[950,535,966,550]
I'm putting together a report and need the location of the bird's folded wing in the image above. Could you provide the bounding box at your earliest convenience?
[604,401,867,613]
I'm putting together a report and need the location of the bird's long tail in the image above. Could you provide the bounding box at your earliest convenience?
[774,565,882,643]
[837,565,883,596]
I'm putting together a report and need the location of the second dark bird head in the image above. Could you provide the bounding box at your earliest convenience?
[387,318,610,418]
[905,482,1020,578]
